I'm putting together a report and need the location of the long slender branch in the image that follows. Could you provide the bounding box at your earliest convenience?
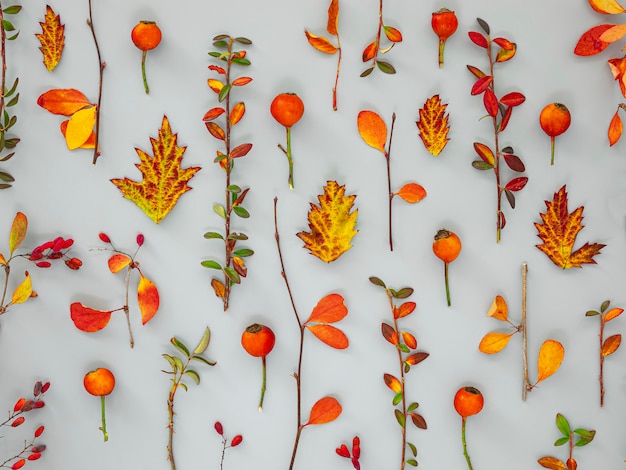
[222,38,234,311]
[0,263,10,313]
[521,262,528,400]
[87,0,105,165]
[0,3,6,130]
[386,113,396,252]
[599,317,605,407]
[333,32,341,111]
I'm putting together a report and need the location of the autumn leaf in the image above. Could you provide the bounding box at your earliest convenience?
[65,106,96,150]
[357,110,387,154]
[211,279,225,299]
[608,109,623,145]
[535,186,605,269]
[327,0,339,35]
[396,183,427,203]
[306,324,349,349]
[36,5,65,72]
[70,302,113,332]
[600,24,626,42]
[393,301,416,319]
[304,30,338,54]
[37,88,92,115]
[8,212,27,256]
[138,274,159,325]
[535,339,565,384]
[108,254,132,274]
[297,180,358,263]
[487,295,508,321]
[306,293,347,323]
[9,272,32,306]
[305,396,342,426]
[589,0,626,14]
[384,373,402,393]
[111,116,201,224]
[60,120,96,149]
[602,334,621,356]
[573,24,613,56]
[538,456,566,470]
[416,95,450,156]
[604,307,623,321]
[479,331,514,354]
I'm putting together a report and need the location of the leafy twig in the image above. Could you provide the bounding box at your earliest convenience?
[361,0,402,76]
[538,413,595,470]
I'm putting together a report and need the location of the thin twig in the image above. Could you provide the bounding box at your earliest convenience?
[521,262,528,400]
[386,112,397,252]
[87,0,105,165]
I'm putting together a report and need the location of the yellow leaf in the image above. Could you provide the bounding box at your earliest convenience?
[137,274,159,325]
[10,272,32,306]
[599,24,626,43]
[357,110,387,154]
[536,339,564,384]
[60,120,96,149]
[297,180,358,263]
[416,95,451,156]
[65,106,96,150]
[589,0,626,13]
[111,116,201,224]
[35,5,65,72]
[304,30,338,54]
[211,279,225,299]
[602,334,621,356]
[479,331,514,354]
[8,212,27,256]
[208,79,224,94]
[487,295,508,321]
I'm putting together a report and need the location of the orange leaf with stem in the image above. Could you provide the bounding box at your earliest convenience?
[65,106,96,150]
[535,340,564,384]
[108,254,132,274]
[393,301,416,319]
[305,396,342,426]
[574,24,614,56]
[401,331,417,349]
[202,107,225,122]
[327,0,339,35]
[602,334,621,356]
[589,0,626,13]
[306,293,347,323]
[37,88,92,115]
[608,107,623,145]
[230,102,245,126]
[36,5,65,72]
[8,212,27,256]
[232,76,252,86]
[479,331,514,354]
[487,295,508,321]
[304,30,338,54]
[306,324,349,349]
[9,272,31,306]
[416,94,450,156]
[382,322,399,345]
[70,302,114,332]
[137,273,159,325]
[396,183,427,204]
[357,110,387,154]
[538,456,566,470]
[604,307,623,321]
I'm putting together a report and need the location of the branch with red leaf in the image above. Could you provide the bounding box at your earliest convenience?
[369,277,428,469]
[70,233,159,348]
[361,0,402,76]
[467,18,527,243]
[274,198,346,470]
[201,34,254,312]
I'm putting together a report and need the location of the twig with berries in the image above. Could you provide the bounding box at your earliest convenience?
[213,421,242,470]
[336,436,361,470]
[70,233,159,348]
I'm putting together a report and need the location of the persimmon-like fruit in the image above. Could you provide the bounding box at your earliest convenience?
[454,386,484,418]
[431,8,458,68]
[83,367,115,396]
[131,21,162,51]
[433,229,461,263]
[241,323,275,357]
[539,102,571,138]
[270,93,305,129]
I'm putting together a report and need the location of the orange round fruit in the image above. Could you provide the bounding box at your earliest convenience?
[241,324,275,358]
[454,386,484,418]
[131,21,162,51]
[270,93,304,128]
[431,8,458,41]
[83,368,115,397]
[539,102,571,138]
[433,229,462,264]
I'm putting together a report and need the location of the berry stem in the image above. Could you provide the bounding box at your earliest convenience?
[259,356,267,412]
[100,396,108,442]
[286,127,294,190]
[550,136,555,166]
[444,262,451,307]
[461,416,473,470]
[438,39,446,68]
[141,50,149,94]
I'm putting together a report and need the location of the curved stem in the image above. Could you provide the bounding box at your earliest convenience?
[87,0,105,165]
[444,262,451,307]
[461,417,473,470]
[259,356,267,412]
[141,50,149,94]
[100,396,108,442]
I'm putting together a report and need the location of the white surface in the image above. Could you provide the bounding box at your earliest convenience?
[1,0,626,469]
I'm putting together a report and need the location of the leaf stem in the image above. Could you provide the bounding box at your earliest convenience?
[259,356,267,412]
[444,262,451,307]
[0,263,10,314]
[100,395,108,442]
[222,38,234,311]
[550,136,555,166]
[438,39,446,68]
[333,32,342,111]
[87,0,105,165]
[461,416,473,470]
[141,50,149,94]
[123,265,134,348]
[386,112,396,252]
[286,127,294,190]
[521,262,529,401]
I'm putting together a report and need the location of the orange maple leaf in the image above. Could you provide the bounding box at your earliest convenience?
[297,181,358,263]
[111,116,200,224]
[534,185,605,269]
[36,5,65,72]
[416,94,450,156]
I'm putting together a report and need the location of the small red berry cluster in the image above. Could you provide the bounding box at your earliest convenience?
[214,421,242,469]
[29,237,81,270]
[336,436,361,470]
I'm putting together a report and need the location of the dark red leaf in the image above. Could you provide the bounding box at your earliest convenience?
[503,153,525,172]
[230,143,253,159]
[499,106,513,132]
[574,24,613,56]
[505,176,528,192]
[468,31,488,48]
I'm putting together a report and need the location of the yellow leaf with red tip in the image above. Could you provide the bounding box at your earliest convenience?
[307,324,349,349]
[479,331,514,354]
[138,274,159,325]
[608,109,623,146]
[37,88,92,116]
[536,340,564,384]
[208,79,224,93]
[487,295,508,321]
[397,183,427,203]
[36,5,65,72]
[401,331,417,349]
[10,272,31,306]
[108,254,131,274]
[9,212,27,256]
[358,110,387,154]
[305,396,342,426]
[65,106,96,150]
[306,293,347,323]
[305,30,338,54]
[589,0,626,14]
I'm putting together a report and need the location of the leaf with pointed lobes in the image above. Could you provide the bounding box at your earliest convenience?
[9,212,27,256]
[538,456,566,470]
[535,339,565,384]
[604,307,623,321]
[307,324,349,349]
[589,0,626,13]
[416,94,450,156]
[305,396,342,426]
[396,183,427,203]
[602,334,621,356]
[608,109,623,146]
[108,253,132,274]
[138,274,159,325]
[37,88,92,115]
[479,331,514,354]
[306,293,347,323]
[70,302,113,332]
[358,110,387,154]
[384,373,402,393]
[36,5,65,72]
[327,0,339,35]
[573,24,613,56]
[600,24,626,43]
[10,272,32,305]
[394,301,416,319]
[487,295,508,321]
[304,30,338,54]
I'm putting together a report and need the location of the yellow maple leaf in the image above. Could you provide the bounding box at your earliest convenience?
[416,94,450,156]
[36,5,65,72]
[111,116,201,224]
[297,180,358,262]
[534,185,605,269]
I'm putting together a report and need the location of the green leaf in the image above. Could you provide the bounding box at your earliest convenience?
[184,369,200,385]
[171,337,190,357]
[394,409,405,428]
[6,94,18,108]
[554,436,569,446]
[407,442,417,457]
[213,34,230,41]
[234,37,252,44]
[208,51,222,58]
[398,343,410,353]
[404,363,410,373]
[227,184,241,193]
[369,276,386,287]
[232,57,251,66]
[0,172,14,182]
[472,160,494,170]
[204,231,224,239]
[218,84,232,102]
[0,151,14,161]
[191,355,217,366]
[575,432,595,447]
[406,459,418,467]
[214,152,227,163]
[573,428,594,438]
[392,392,402,406]
[5,78,18,97]
[0,183,11,189]
[233,206,249,218]
[172,356,184,371]
[360,67,374,78]
[556,413,570,437]
[7,32,18,41]
[601,300,610,313]
[2,5,21,14]
[162,354,178,371]
[213,40,228,48]
[193,327,211,355]
[377,61,396,74]
[213,204,226,219]
[585,310,600,317]
[228,233,248,240]
[4,138,18,149]
[2,20,15,31]
[223,267,241,284]
[201,260,222,270]
[178,382,188,392]
[233,248,254,257]
[393,288,414,299]
[407,402,419,412]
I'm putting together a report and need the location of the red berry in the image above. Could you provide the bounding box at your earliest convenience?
[214,421,223,435]
[13,398,25,412]
[33,401,45,409]
[41,382,50,394]
[28,453,41,461]
[231,435,243,447]
[11,417,25,427]
[34,426,44,438]
[336,444,350,458]
[98,233,111,243]
[136,234,145,246]
[11,459,25,469]
[36,261,51,268]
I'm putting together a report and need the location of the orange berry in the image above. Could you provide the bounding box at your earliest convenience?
[432,229,462,264]
[83,367,115,396]
[431,8,458,41]
[270,93,304,128]
[241,324,275,358]
[454,386,484,418]
[131,21,162,51]
[539,102,571,138]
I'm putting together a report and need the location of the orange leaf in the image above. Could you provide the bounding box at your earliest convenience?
[60,120,95,149]
[608,109,623,146]
[327,0,339,35]
[306,293,347,323]
[401,331,417,349]
[36,5,65,72]
[604,307,624,322]
[202,107,225,122]
[8,212,27,256]
[602,334,621,356]
[382,322,399,345]
[305,396,342,426]
[205,122,226,141]
[0,253,5,266]
[535,185,605,269]
[396,183,427,204]
[111,116,201,224]
[232,76,252,86]
[487,295,508,321]
[599,24,626,43]
[495,43,517,62]
[536,339,565,384]
[211,279,225,299]
[70,302,113,332]
[37,88,92,116]
[416,95,450,156]
[574,24,613,56]
[383,26,403,43]
[108,254,132,274]
[479,331,514,354]
[138,274,159,325]
[10,272,32,306]
[589,0,626,13]
[405,351,429,366]
[384,373,402,393]
[358,110,387,154]
[65,106,96,150]
[474,142,495,165]
[362,40,377,62]
[230,102,245,126]
[394,301,416,319]
[538,456,566,470]
[306,324,349,349]
[304,30,338,54]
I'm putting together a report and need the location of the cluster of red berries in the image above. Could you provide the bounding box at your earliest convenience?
[29,237,81,270]
[214,421,243,448]
[336,436,361,469]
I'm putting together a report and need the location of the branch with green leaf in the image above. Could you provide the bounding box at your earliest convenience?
[361,0,402,76]
[538,413,595,470]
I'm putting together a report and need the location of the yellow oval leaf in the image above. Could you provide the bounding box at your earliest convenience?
[478,331,514,354]
[65,106,96,150]
[604,307,624,322]
[599,24,626,43]
[602,334,621,356]
[536,339,565,384]
[357,110,387,154]
[208,79,224,94]
[10,271,32,306]
[211,278,225,299]
[487,295,508,321]
[108,254,132,274]
[9,212,27,256]
[304,30,338,54]
[384,373,402,393]
[305,396,342,426]
[138,274,159,325]
[590,0,626,14]
[60,120,96,149]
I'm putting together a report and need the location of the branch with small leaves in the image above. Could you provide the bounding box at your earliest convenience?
[358,111,427,251]
[274,198,346,470]
[214,422,242,470]
[467,17,527,243]
[538,413,595,470]
[162,327,216,470]
[202,34,254,312]
[361,0,402,76]
[478,264,565,400]
[369,277,428,469]
[336,436,361,470]
[585,300,622,407]
[70,233,159,348]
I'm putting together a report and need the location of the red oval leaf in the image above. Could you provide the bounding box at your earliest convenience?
[500,92,526,107]
[483,89,499,117]
[609,109,623,146]
[471,75,493,96]
[468,31,488,48]
[70,302,113,332]
[505,176,528,192]
[574,24,613,56]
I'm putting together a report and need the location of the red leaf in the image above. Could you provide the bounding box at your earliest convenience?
[471,75,493,95]
[574,24,613,56]
[468,31,488,48]
[382,322,399,345]
[305,396,342,425]
[493,37,515,50]
[202,107,225,122]
[230,143,253,159]
[505,177,528,192]
[405,351,429,365]
[483,89,499,117]
[232,76,253,86]
[500,92,525,107]
[306,293,348,323]
[70,302,113,332]
[394,301,416,319]
[362,41,377,62]
[307,324,349,349]
[499,106,513,132]
[503,153,526,172]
